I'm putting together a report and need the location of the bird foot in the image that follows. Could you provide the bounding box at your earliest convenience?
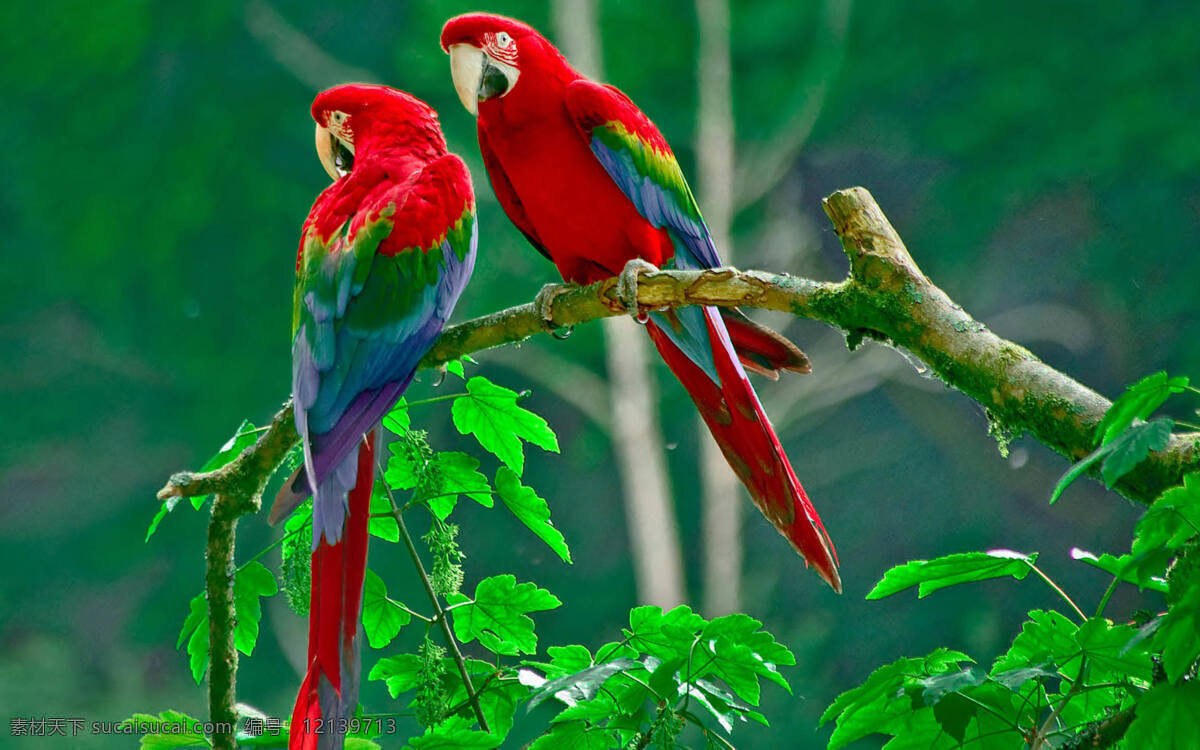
[616,258,659,323]
[534,283,575,339]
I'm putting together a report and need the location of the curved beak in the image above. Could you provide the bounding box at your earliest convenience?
[314,124,354,181]
[448,43,518,116]
[315,124,340,181]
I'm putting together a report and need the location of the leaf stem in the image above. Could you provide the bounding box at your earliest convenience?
[400,392,469,410]
[1094,576,1121,619]
[1027,562,1088,621]
[677,710,736,749]
[377,470,490,732]
[237,526,302,573]
[1030,656,1088,750]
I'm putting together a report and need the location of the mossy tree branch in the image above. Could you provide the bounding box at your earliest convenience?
[155,186,1199,738]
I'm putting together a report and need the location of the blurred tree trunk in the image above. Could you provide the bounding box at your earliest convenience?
[552,0,685,608]
[694,0,742,616]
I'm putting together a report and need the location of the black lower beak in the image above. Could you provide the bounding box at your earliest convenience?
[332,134,354,174]
[479,58,510,101]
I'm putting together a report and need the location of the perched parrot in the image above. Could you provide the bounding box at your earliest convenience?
[268,84,477,750]
[440,14,840,592]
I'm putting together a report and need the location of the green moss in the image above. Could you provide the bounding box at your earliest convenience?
[985,409,1015,458]
[903,280,925,304]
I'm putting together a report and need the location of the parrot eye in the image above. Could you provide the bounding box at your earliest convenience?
[496,31,513,48]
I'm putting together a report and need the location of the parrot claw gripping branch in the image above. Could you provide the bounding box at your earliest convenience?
[441,12,841,592]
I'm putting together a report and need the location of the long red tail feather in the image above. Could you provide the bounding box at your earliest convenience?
[289,432,375,750]
[646,309,840,592]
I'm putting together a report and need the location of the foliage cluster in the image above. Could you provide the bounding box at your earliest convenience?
[139,362,798,748]
[823,372,1200,748]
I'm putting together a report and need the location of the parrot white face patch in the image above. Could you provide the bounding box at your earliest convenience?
[483,31,519,67]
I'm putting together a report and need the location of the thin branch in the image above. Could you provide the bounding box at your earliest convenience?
[380,479,490,732]
[206,492,245,750]
[157,189,1200,511]
[1031,657,1088,750]
[1027,562,1089,622]
[153,188,1200,743]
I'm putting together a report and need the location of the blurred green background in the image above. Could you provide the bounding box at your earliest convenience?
[4,0,1198,747]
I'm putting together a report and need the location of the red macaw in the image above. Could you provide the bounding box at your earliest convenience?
[440,14,840,592]
[268,84,477,749]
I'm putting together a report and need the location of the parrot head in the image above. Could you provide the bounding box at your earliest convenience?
[441,13,574,117]
[310,84,444,180]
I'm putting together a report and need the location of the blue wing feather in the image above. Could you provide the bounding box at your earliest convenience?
[291,155,476,543]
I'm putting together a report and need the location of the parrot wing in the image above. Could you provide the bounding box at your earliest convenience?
[290,154,477,543]
[563,79,808,375]
[478,122,552,261]
[562,80,837,589]
[563,79,722,272]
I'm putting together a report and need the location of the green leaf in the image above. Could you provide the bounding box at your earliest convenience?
[121,710,209,749]
[646,655,685,700]
[283,499,312,533]
[867,550,1036,599]
[495,467,572,563]
[820,648,971,750]
[145,500,177,543]
[1156,584,1200,682]
[1100,418,1173,486]
[368,653,422,697]
[1134,473,1200,554]
[448,574,561,655]
[918,666,987,704]
[528,658,639,710]
[991,610,1078,673]
[547,644,594,673]
[361,570,411,649]
[194,420,258,510]
[367,483,398,542]
[382,397,410,434]
[1050,443,1110,504]
[427,452,493,519]
[683,680,741,733]
[451,376,559,475]
[1070,547,1169,592]
[550,693,618,723]
[464,679,524,740]
[878,709,961,749]
[445,359,466,378]
[528,721,614,750]
[1123,682,1200,750]
[385,438,423,490]
[233,561,277,655]
[177,594,209,684]
[697,613,797,702]
[1074,617,1152,682]
[1095,371,1189,445]
[405,726,502,749]
[147,420,257,539]
[702,613,796,670]
[989,665,1057,692]
[624,605,708,662]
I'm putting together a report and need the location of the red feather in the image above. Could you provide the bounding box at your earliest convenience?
[289,434,374,750]
[444,13,840,591]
